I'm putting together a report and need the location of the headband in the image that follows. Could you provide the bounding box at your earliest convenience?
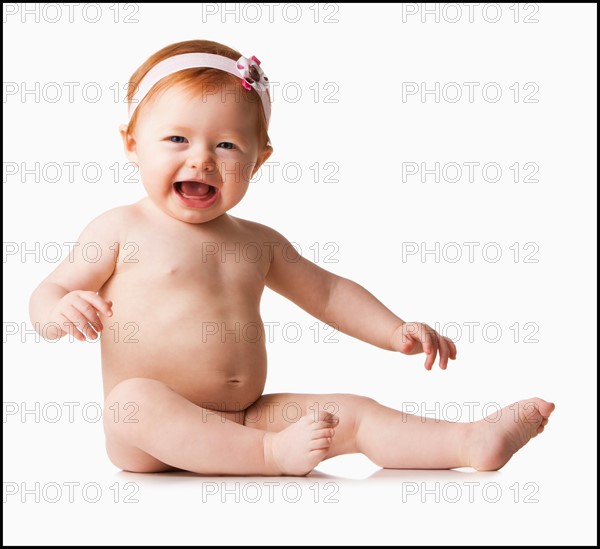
[128,52,271,127]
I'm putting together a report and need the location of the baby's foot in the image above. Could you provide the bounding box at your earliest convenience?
[263,412,339,476]
[467,398,555,471]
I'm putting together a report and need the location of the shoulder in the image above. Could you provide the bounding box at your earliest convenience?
[89,204,135,225]
[228,215,300,268]
[228,215,288,243]
[77,203,140,242]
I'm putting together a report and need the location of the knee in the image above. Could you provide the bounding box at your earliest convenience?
[104,377,167,407]
[328,394,379,431]
[103,377,169,437]
[335,394,379,412]
[342,393,380,422]
[352,394,378,406]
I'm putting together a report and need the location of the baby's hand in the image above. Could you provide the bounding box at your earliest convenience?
[391,322,457,370]
[47,291,113,342]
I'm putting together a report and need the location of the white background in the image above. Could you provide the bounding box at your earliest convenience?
[3,2,597,545]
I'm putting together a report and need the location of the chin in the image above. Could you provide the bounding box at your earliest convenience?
[171,207,224,225]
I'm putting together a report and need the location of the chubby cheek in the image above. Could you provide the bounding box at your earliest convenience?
[138,155,175,195]
[222,178,250,204]
[221,160,254,192]
[140,169,168,198]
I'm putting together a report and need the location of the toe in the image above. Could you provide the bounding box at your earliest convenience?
[521,400,549,425]
[309,448,329,459]
[533,398,555,418]
[315,420,338,432]
[321,413,339,425]
[542,401,555,417]
[311,428,335,440]
[310,438,332,451]
[306,411,339,425]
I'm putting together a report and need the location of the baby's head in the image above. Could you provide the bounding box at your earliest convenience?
[120,40,273,224]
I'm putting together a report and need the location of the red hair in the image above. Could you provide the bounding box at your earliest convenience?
[125,40,271,150]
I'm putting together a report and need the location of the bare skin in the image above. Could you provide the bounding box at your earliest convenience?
[29,81,555,476]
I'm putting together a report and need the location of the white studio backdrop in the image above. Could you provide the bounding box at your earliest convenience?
[3,3,597,546]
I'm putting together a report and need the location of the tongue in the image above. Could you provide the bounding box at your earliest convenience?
[180,181,212,197]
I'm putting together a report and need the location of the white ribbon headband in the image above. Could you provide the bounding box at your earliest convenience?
[128,52,271,127]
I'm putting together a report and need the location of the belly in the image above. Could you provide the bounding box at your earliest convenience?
[100,306,268,411]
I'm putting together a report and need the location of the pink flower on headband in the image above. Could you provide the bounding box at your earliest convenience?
[236,55,269,93]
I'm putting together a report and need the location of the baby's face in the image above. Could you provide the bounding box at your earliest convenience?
[122,83,270,224]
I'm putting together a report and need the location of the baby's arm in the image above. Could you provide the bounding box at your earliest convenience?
[29,208,122,341]
[264,227,456,369]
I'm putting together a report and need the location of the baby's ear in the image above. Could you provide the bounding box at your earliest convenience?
[119,124,138,164]
[252,145,273,176]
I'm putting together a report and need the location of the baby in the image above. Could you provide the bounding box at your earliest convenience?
[29,40,554,476]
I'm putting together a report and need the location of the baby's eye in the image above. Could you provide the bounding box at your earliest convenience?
[217,142,237,150]
[169,136,188,144]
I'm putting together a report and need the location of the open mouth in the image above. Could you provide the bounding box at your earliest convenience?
[174,181,219,208]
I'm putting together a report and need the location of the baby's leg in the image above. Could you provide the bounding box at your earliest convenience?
[246,393,555,470]
[104,378,261,474]
[103,378,337,475]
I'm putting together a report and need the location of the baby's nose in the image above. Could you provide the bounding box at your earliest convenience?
[186,152,216,172]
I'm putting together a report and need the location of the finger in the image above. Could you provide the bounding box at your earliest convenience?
[422,325,437,371]
[419,324,432,355]
[72,296,104,332]
[80,292,113,317]
[401,336,417,355]
[65,306,99,340]
[446,338,458,360]
[432,331,449,369]
[438,335,450,370]
[82,292,113,316]
[67,304,101,339]
[42,321,63,341]
[399,324,418,354]
[59,313,85,341]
